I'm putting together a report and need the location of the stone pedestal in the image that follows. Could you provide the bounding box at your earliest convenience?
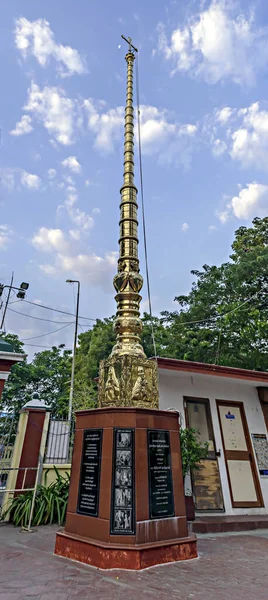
[55,407,197,570]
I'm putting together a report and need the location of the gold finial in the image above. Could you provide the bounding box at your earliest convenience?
[97,38,159,410]
[121,35,138,54]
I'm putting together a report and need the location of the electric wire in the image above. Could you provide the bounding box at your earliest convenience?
[21,322,74,341]
[9,299,96,321]
[135,51,157,359]
[7,306,74,324]
[168,290,262,329]
[23,343,72,349]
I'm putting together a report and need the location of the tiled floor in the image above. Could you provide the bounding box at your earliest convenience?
[1,523,268,599]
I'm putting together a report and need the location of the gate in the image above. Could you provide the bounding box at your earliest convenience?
[0,405,49,530]
[0,412,17,499]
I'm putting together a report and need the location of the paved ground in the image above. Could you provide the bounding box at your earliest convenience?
[0,524,268,600]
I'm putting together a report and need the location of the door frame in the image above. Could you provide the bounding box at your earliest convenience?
[216,400,264,508]
[184,396,224,512]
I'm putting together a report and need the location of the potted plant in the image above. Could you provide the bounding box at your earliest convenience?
[179,427,209,521]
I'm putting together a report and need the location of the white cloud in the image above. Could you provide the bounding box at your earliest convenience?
[92,207,100,214]
[210,101,268,170]
[231,102,268,169]
[48,168,57,179]
[21,170,41,189]
[231,183,268,219]
[217,183,268,222]
[156,1,268,85]
[32,226,117,290]
[212,138,227,156]
[181,222,189,232]
[84,99,124,153]
[32,227,69,253]
[217,209,230,224]
[59,180,94,232]
[62,156,81,173]
[65,186,78,207]
[69,229,81,241]
[216,107,233,123]
[69,208,94,231]
[0,226,12,249]
[15,17,86,77]
[64,175,75,186]
[84,99,197,165]
[12,84,196,164]
[10,115,32,136]
[23,82,77,145]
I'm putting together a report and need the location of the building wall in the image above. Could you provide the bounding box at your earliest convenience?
[41,463,71,487]
[158,368,268,516]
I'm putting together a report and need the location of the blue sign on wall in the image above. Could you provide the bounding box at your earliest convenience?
[225,412,235,420]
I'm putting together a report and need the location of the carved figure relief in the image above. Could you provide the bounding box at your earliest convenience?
[131,366,150,404]
[104,366,119,405]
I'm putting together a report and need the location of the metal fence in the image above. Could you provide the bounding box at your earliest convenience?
[44,418,75,464]
[0,462,41,531]
[0,412,17,491]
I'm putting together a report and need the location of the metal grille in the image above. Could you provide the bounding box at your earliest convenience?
[0,412,17,493]
[44,418,75,464]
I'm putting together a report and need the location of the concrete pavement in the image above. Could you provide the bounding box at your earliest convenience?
[0,523,267,599]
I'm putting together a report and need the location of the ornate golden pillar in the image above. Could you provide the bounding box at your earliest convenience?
[98,46,159,409]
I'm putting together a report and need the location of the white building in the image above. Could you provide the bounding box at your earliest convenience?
[157,357,268,518]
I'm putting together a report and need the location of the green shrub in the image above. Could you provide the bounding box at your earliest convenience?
[1,467,70,527]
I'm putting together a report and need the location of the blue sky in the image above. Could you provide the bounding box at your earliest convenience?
[1,0,268,357]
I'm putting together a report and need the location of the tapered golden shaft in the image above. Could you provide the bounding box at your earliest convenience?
[112,51,145,358]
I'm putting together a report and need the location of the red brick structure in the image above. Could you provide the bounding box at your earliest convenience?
[0,337,25,401]
[55,407,197,570]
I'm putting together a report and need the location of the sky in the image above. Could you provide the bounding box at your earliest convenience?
[1,0,268,358]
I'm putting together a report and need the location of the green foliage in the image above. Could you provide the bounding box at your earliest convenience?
[29,345,72,415]
[1,467,70,527]
[1,217,268,419]
[179,427,209,479]
[74,317,116,407]
[162,216,268,369]
[0,340,72,419]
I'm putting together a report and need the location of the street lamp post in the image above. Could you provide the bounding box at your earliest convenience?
[66,280,80,424]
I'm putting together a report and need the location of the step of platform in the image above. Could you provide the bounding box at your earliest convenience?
[193,515,268,534]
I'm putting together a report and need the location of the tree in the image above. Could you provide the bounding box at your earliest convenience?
[163,217,268,370]
[73,313,172,409]
[29,345,72,415]
[141,313,172,357]
[0,337,72,418]
[1,218,267,419]
[0,334,32,418]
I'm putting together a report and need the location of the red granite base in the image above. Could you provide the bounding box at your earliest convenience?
[55,530,198,570]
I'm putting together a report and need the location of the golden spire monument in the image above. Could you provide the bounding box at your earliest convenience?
[98,37,159,409]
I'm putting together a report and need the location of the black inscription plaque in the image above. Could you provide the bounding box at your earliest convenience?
[110,429,135,535]
[148,430,175,519]
[77,428,103,517]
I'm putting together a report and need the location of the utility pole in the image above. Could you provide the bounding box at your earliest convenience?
[0,277,29,330]
[66,280,80,423]
[0,272,13,331]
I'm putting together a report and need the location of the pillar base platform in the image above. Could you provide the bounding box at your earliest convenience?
[54,407,198,570]
[55,529,197,570]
